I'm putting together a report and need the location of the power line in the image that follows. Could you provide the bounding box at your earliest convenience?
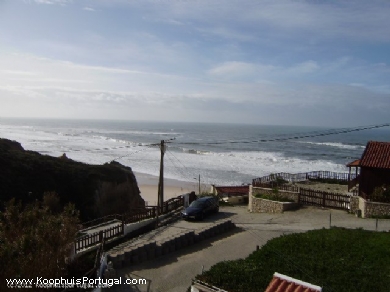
[165,153,194,184]
[165,150,201,184]
[109,142,160,163]
[172,123,390,146]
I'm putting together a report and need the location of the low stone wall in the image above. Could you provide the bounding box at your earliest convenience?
[365,201,390,218]
[349,196,390,218]
[350,196,359,214]
[252,196,300,213]
[250,187,300,213]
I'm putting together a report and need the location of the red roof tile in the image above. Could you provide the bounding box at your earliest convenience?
[215,186,249,195]
[346,159,360,167]
[359,141,390,169]
[265,273,322,292]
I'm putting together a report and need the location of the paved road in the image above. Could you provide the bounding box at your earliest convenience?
[108,205,390,292]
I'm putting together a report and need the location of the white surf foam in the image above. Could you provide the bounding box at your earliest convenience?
[0,123,350,186]
[298,141,364,150]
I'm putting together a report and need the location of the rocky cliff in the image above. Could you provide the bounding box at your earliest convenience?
[0,138,145,221]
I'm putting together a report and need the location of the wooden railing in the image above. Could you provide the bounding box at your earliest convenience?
[299,187,351,210]
[75,224,123,252]
[306,171,351,182]
[74,195,185,253]
[253,171,357,186]
[253,172,307,185]
[162,196,184,213]
[123,207,157,224]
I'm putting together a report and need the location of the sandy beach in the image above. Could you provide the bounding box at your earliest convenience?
[135,172,210,206]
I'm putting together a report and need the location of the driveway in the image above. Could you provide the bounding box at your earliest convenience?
[108,205,390,292]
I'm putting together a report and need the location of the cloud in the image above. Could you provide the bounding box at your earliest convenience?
[208,62,256,78]
[207,60,321,83]
[1,52,388,107]
[83,7,95,12]
[34,0,72,5]
[287,61,320,74]
[0,70,39,76]
[129,0,390,43]
[197,26,258,42]
[1,80,388,126]
[1,1,390,126]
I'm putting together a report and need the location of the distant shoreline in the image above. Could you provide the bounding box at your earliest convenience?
[134,172,210,205]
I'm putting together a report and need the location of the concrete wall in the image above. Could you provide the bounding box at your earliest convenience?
[248,185,253,212]
[124,218,156,235]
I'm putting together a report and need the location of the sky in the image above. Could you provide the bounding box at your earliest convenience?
[0,0,389,127]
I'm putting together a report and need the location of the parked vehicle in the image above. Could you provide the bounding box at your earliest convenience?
[181,196,219,220]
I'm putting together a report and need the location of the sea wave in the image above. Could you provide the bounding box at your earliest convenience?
[0,119,361,186]
[298,141,365,150]
[182,148,212,155]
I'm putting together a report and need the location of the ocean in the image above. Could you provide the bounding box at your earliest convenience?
[1,118,389,186]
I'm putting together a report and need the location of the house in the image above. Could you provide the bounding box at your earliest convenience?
[265,272,322,292]
[211,185,249,204]
[347,141,390,198]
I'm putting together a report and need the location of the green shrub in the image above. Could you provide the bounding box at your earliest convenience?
[371,185,390,203]
[308,177,348,185]
[254,188,294,202]
[0,195,80,291]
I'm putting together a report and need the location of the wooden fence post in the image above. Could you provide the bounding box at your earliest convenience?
[322,192,326,207]
[121,219,125,235]
[99,230,104,244]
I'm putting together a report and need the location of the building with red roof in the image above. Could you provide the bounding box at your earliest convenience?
[265,272,322,292]
[347,141,390,198]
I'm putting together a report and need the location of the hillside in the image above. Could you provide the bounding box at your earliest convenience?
[0,138,145,221]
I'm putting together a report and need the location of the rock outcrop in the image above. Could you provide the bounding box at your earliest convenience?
[0,138,145,221]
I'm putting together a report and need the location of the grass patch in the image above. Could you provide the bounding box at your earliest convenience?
[308,178,348,185]
[254,187,295,203]
[371,214,390,219]
[196,228,390,292]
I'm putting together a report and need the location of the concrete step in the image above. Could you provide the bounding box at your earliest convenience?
[106,219,236,274]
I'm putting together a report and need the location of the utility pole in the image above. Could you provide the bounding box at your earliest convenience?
[158,140,166,214]
[198,174,201,195]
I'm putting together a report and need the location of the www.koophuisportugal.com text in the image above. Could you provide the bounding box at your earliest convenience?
[6,277,147,289]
